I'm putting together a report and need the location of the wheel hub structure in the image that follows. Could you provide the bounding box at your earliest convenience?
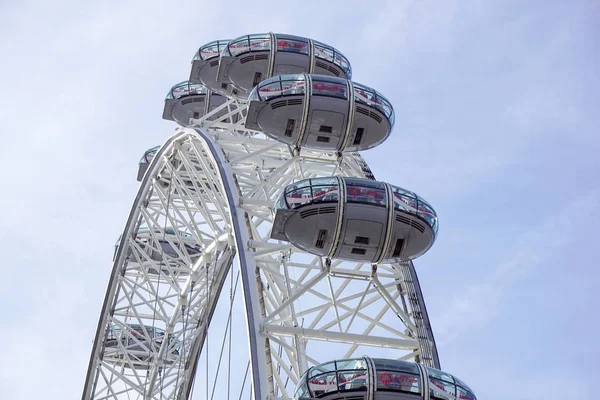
[82,32,449,400]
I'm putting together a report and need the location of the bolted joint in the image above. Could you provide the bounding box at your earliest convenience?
[323,257,332,272]
[179,294,189,309]
[371,263,378,277]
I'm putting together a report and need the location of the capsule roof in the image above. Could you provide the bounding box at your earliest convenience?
[220,33,352,79]
[192,39,231,61]
[165,80,208,100]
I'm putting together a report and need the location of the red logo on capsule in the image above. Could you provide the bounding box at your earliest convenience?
[380,373,392,385]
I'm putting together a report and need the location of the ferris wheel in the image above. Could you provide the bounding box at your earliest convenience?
[82,33,477,400]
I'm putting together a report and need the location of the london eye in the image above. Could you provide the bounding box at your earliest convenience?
[82,32,476,400]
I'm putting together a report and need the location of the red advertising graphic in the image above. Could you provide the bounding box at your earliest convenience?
[380,373,392,385]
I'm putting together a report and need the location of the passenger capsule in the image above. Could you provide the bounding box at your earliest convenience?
[217,33,352,99]
[189,39,238,96]
[104,323,180,368]
[271,177,438,263]
[135,145,221,194]
[137,145,159,182]
[115,227,202,275]
[245,74,395,151]
[162,81,233,126]
[295,357,477,400]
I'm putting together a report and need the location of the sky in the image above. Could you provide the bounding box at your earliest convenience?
[0,0,598,398]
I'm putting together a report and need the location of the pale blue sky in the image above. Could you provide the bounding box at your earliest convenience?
[0,1,598,398]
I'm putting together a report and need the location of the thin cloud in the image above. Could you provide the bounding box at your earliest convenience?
[433,189,600,345]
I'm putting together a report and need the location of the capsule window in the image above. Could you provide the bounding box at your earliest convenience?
[346,184,386,206]
[316,136,330,143]
[354,236,370,245]
[252,72,263,87]
[353,127,364,145]
[221,83,228,89]
[392,238,405,257]
[284,119,295,137]
[315,229,328,249]
[319,125,333,133]
[193,112,200,119]
[351,248,367,255]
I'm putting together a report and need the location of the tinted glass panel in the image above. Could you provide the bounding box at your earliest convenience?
[228,37,251,56]
[281,79,305,96]
[312,78,347,99]
[281,178,341,209]
[311,185,338,204]
[346,185,386,206]
[345,178,386,206]
[314,42,334,62]
[345,178,384,189]
[255,74,306,101]
[392,188,418,211]
[277,37,309,54]
[168,82,207,100]
[145,146,159,162]
[257,80,283,101]
[310,177,338,186]
[391,185,438,233]
[171,83,189,98]
[417,201,438,233]
[453,376,474,394]
[290,178,312,189]
[336,358,366,371]
[354,83,377,105]
[430,378,456,400]
[198,40,229,60]
[352,83,394,125]
[276,193,286,210]
[377,371,420,393]
[249,34,271,52]
[199,44,218,60]
[338,371,367,390]
[334,51,352,76]
[426,367,455,383]
[457,385,477,400]
[285,186,313,209]
[248,88,261,101]
[373,358,420,374]
[374,94,394,123]
[295,381,310,398]
[308,361,337,378]
[308,372,337,396]
[312,40,351,77]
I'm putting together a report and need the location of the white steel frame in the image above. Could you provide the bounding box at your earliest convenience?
[82,97,439,400]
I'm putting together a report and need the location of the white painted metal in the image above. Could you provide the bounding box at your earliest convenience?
[83,95,439,400]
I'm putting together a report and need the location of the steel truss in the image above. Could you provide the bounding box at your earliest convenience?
[83,97,439,400]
